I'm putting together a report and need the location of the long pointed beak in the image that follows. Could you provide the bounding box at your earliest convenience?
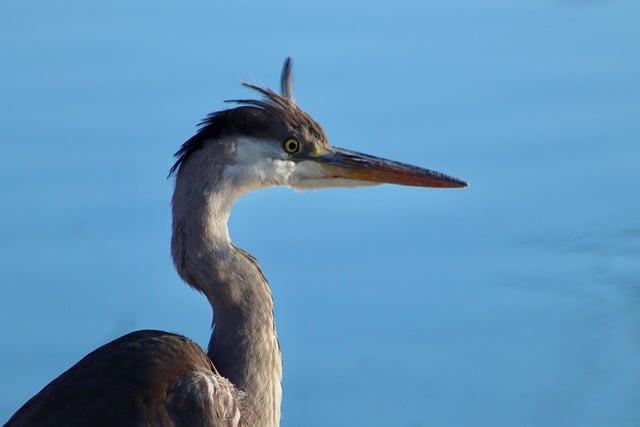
[302,147,467,188]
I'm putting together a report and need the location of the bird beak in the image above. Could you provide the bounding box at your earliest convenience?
[295,147,467,189]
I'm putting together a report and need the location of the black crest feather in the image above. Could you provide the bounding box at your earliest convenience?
[169,58,325,177]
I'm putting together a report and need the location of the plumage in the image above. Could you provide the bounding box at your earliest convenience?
[169,59,326,177]
[6,331,240,426]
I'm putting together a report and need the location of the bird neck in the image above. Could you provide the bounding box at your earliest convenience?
[171,167,282,427]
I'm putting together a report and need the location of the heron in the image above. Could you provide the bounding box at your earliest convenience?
[5,58,467,427]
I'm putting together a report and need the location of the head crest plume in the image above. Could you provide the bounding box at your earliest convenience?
[280,57,294,101]
[224,57,296,117]
[169,58,326,177]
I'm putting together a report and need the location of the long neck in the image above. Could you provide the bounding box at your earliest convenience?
[171,162,282,427]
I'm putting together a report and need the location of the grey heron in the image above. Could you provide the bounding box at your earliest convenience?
[5,58,467,426]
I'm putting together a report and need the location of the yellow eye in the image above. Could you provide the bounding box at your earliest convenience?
[283,138,300,154]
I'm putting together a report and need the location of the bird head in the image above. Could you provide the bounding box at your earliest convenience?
[170,58,467,196]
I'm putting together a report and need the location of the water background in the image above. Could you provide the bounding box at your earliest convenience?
[1,1,639,425]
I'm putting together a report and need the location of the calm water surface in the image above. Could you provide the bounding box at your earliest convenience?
[1,1,639,426]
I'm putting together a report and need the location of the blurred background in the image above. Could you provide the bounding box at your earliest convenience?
[1,1,639,425]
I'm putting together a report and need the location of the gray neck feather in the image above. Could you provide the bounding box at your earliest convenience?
[170,142,282,427]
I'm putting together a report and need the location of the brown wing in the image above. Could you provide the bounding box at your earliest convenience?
[5,330,242,427]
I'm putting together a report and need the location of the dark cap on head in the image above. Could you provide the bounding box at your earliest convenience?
[169,58,327,177]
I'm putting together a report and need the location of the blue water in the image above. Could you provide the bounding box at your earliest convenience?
[1,1,639,425]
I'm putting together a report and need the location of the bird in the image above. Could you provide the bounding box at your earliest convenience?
[4,58,467,427]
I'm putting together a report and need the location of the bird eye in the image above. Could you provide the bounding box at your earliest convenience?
[283,138,300,154]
